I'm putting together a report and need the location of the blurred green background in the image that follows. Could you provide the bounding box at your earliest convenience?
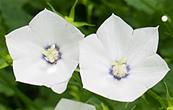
[0,0,173,110]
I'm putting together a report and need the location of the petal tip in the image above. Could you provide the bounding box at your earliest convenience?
[51,87,65,94]
[111,13,115,16]
[41,8,51,14]
[167,66,171,72]
[110,13,119,19]
[154,26,159,32]
[156,25,160,29]
[43,8,52,13]
[50,82,68,94]
[5,34,9,40]
[43,8,48,11]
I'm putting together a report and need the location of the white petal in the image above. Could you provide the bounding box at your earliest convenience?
[29,9,84,47]
[127,27,159,66]
[96,14,133,59]
[129,54,170,90]
[61,43,79,61]
[13,57,75,87]
[5,26,41,60]
[51,80,69,94]
[13,57,47,86]
[80,34,112,87]
[55,99,96,110]
[55,42,80,87]
[82,76,142,102]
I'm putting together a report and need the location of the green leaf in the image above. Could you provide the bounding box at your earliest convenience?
[168,107,173,110]
[69,0,78,21]
[0,104,10,110]
[0,0,31,30]
[65,16,74,23]
[0,81,15,96]
[0,54,12,69]
[65,16,94,27]
[0,59,9,69]
[101,103,109,110]
[124,0,164,14]
[72,21,95,27]
[147,90,166,108]
[164,82,173,107]
[47,2,63,17]
[130,105,137,110]
[47,2,94,28]
[0,70,15,96]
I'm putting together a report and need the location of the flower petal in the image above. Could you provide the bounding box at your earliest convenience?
[5,26,41,60]
[80,34,112,87]
[13,56,75,87]
[29,9,84,47]
[60,40,80,69]
[55,99,96,110]
[51,80,69,94]
[96,14,133,59]
[130,54,170,90]
[127,27,159,66]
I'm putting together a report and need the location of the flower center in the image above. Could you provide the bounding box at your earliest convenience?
[110,57,130,80]
[42,44,61,64]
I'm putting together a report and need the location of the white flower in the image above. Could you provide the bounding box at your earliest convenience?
[55,98,96,110]
[5,9,84,93]
[79,14,170,102]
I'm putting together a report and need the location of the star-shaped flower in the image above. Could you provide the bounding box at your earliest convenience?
[79,14,170,102]
[6,9,84,93]
[55,99,96,110]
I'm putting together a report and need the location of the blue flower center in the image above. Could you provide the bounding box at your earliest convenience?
[42,44,61,64]
[109,57,130,80]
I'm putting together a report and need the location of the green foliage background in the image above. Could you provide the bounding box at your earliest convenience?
[0,0,173,110]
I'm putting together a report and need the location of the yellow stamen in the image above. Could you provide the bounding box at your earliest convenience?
[42,45,59,63]
[111,57,127,78]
